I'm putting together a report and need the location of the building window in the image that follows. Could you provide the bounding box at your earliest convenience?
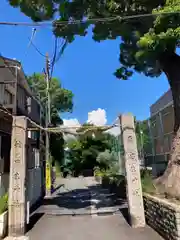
[151,119,159,138]
[3,90,13,104]
[34,148,40,168]
[17,87,26,109]
[26,96,32,113]
[0,86,4,104]
[168,133,173,151]
[162,106,174,135]
[154,138,163,154]
[164,135,169,153]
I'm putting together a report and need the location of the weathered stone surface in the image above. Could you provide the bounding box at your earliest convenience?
[120,113,145,228]
[8,116,28,236]
[144,194,180,240]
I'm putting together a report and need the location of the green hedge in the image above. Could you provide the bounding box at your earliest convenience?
[140,169,156,194]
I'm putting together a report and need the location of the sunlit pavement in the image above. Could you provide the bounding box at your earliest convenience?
[27,177,163,240]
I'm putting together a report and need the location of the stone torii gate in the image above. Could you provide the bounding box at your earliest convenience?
[119,113,145,228]
[6,113,145,239]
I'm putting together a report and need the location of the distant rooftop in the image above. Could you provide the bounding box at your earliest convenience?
[105,118,121,137]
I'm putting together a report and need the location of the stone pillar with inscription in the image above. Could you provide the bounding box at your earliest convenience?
[120,113,145,228]
[8,116,28,238]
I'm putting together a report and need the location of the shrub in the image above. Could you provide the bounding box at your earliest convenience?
[0,193,8,214]
[94,166,105,177]
[96,150,117,169]
[140,168,152,178]
[141,170,155,194]
[55,161,62,177]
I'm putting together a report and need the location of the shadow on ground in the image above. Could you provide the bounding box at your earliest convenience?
[27,182,131,236]
[43,184,127,211]
[27,213,45,232]
[51,184,65,194]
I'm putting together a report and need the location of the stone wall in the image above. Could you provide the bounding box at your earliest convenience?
[144,193,180,240]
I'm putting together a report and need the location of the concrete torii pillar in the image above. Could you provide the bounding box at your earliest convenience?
[7,116,28,240]
[120,113,145,228]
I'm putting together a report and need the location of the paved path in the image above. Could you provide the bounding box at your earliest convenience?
[35,177,125,216]
[27,177,163,240]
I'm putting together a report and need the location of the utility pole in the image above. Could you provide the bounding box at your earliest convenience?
[45,53,51,197]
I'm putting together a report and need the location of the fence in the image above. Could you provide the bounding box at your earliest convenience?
[27,167,42,208]
[140,110,173,177]
[108,114,173,177]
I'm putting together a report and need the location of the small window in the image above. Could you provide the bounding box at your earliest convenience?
[34,148,40,168]
[4,90,13,104]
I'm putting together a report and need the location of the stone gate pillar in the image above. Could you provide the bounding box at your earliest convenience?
[120,113,145,228]
[8,116,28,237]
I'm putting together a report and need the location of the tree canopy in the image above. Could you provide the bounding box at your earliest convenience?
[63,123,117,176]
[27,73,73,124]
[9,0,180,79]
[27,73,74,166]
[9,0,180,197]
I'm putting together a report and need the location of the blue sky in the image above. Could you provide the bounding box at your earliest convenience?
[0,0,170,125]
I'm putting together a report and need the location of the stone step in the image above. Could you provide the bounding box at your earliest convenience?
[35,205,125,217]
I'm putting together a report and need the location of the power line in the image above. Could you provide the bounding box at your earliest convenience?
[50,37,58,78]
[0,10,179,27]
[50,37,68,77]
[25,28,37,57]
[55,38,68,63]
[27,28,37,50]
[28,37,46,57]
[26,31,62,62]
[0,106,118,135]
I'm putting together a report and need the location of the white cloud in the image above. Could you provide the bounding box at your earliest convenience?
[63,118,80,127]
[87,108,107,126]
[62,118,80,140]
[62,108,107,140]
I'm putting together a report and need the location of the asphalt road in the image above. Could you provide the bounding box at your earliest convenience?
[27,177,163,240]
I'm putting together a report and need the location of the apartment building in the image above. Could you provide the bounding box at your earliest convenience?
[0,56,45,207]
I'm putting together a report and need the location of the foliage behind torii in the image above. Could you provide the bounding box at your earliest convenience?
[63,123,118,176]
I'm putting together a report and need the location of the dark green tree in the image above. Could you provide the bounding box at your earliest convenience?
[27,73,73,124]
[27,73,74,166]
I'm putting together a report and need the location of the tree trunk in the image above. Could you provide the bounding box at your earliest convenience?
[156,52,180,198]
